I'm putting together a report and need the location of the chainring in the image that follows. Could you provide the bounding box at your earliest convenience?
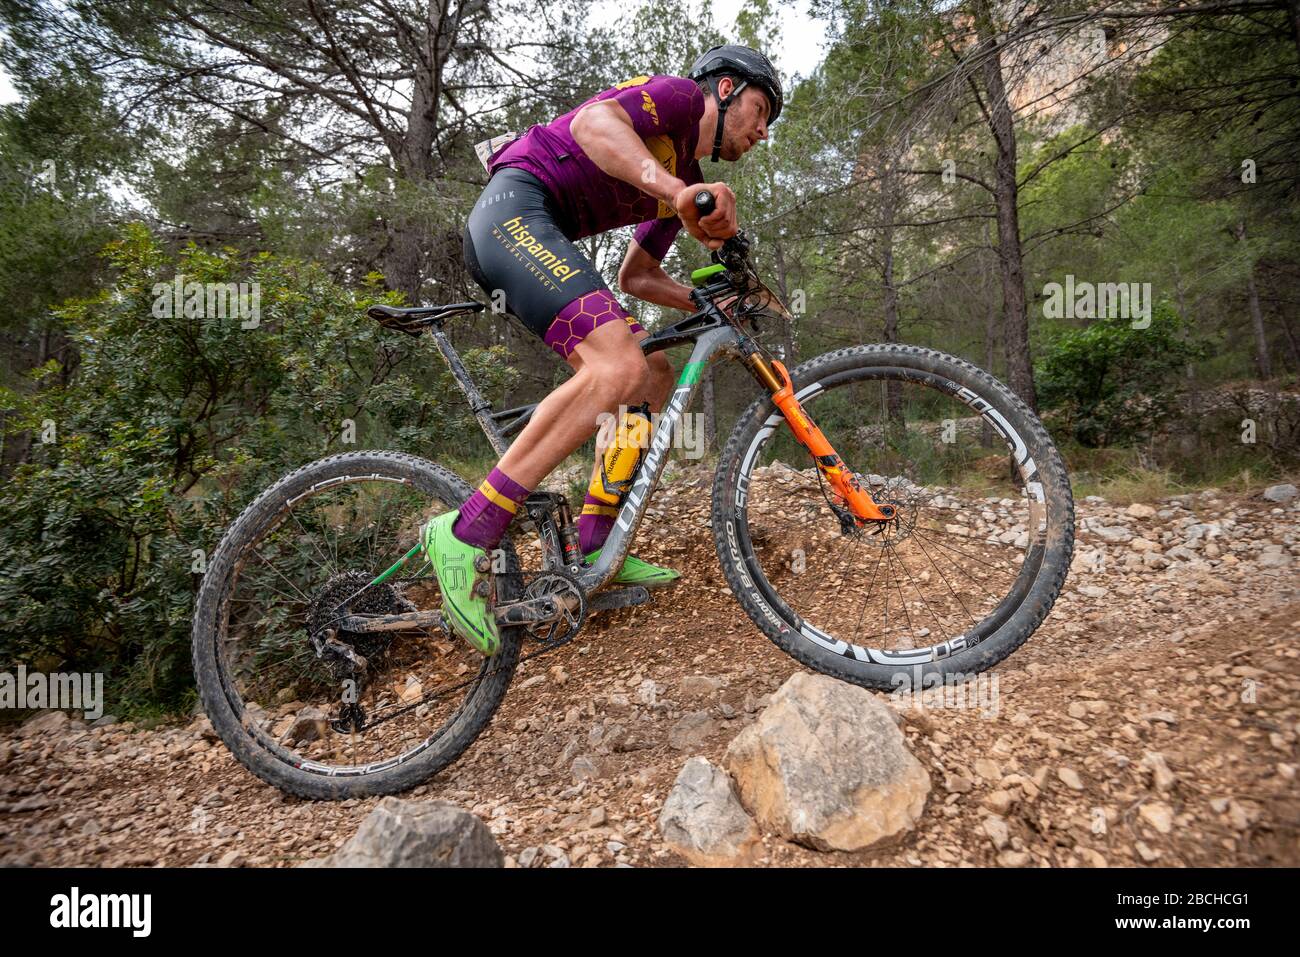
[521,569,587,646]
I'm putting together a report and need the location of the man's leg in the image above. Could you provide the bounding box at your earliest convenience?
[575,336,676,553]
[425,317,651,652]
[443,168,660,648]
[458,286,654,550]
[490,319,652,489]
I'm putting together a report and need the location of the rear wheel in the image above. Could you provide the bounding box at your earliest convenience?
[712,345,1074,691]
[192,450,523,800]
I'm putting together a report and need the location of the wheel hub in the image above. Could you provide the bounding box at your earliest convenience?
[306,571,415,679]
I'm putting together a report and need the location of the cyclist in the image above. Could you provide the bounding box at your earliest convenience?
[424,45,783,653]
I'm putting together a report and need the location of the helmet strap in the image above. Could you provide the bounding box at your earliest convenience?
[708,77,748,163]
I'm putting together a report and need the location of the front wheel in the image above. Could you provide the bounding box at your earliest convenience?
[712,344,1074,691]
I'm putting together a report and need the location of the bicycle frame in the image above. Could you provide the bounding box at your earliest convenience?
[579,321,739,592]
[415,274,896,600]
[415,295,743,594]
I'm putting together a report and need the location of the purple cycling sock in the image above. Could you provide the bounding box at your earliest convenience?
[453,466,532,550]
[577,493,618,554]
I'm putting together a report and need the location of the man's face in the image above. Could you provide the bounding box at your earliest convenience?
[715,76,770,161]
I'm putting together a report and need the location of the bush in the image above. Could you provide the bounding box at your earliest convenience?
[0,225,514,714]
[1036,301,1208,448]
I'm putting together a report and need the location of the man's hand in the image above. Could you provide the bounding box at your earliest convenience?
[675,182,738,250]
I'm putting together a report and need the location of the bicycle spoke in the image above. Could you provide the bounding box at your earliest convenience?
[206,467,496,781]
[905,526,1011,597]
[286,504,334,577]
[889,538,952,638]
[907,531,979,624]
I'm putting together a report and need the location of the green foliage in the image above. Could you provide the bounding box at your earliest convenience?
[1036,302,1208,448]
[0,225,513,712]
[0,67,131,381]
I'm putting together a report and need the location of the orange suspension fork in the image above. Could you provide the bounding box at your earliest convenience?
[746,354,894,523]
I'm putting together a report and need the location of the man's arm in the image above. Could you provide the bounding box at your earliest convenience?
[571,99,684,208]
[570,90,737,248]
[618,240,695,313]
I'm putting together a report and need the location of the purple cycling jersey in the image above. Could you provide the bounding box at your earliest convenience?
[487,74,705,262]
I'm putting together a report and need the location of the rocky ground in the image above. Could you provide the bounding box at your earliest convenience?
[1,466,1297,868]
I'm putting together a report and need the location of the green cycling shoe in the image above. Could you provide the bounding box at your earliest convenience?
[583,548,681,588]
[422,511,501,655]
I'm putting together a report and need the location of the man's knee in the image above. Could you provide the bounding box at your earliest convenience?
[579,344,650,406]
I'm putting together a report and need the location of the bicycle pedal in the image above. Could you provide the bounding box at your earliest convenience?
[588,585,651,612]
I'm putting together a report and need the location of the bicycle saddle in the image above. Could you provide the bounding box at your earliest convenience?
[367,302,485,335]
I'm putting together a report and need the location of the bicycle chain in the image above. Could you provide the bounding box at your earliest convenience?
[343,569,583,732]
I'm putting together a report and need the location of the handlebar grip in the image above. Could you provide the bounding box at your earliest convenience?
[694,189,716,218]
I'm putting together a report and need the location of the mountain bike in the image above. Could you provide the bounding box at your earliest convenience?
[192,191,1075,799]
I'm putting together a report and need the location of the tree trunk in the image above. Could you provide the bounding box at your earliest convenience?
[702,367,717,455]
[975,2,1037,412]
[773,238,797,365]
[1172,264,1196,380]
[1289,0,1300,63]
[1279,309,1300,373]
[1236,223,1272,380]
[879,169,904,430]
[982,251,998,448]
[382,1,457,301]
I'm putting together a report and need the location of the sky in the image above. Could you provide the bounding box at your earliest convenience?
[589,0,831,86]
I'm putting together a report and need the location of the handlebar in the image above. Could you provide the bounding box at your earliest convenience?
[691,187,751,272]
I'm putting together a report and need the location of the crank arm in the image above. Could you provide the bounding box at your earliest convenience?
[588,585,650,612]
[496,584,583,625]
[494,599,561,625]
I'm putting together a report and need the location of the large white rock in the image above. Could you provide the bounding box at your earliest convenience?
[1262,484,1297,503]
[658,757,762,866]
[302,798,503,867]
[724,672,930,851]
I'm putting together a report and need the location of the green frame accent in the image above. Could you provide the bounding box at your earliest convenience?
[678,361,705,386]
[369,542,422,586]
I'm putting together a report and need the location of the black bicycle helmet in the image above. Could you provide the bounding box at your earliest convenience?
[688,44,783,162]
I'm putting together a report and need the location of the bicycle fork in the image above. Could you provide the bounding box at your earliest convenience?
[742,350,895,524]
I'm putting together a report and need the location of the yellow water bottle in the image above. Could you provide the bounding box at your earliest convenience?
[589,402,652,505]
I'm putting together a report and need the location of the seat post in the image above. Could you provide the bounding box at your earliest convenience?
[426,322,509,456]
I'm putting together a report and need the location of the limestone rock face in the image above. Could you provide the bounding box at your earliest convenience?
[724,672,930,851]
